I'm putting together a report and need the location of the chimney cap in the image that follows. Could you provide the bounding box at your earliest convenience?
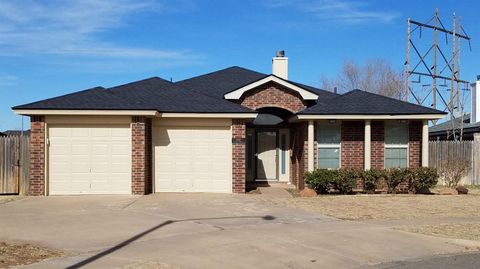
[276,50,285,57]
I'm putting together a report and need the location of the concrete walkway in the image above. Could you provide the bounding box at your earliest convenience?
[0,194,475,269]
[257,186,293,198]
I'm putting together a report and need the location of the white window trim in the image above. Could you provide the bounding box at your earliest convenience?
[317,123,342,169]
[384,122,409,168]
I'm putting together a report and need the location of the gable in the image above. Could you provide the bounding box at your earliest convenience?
[239,82,306,113]
[224,75,319,101]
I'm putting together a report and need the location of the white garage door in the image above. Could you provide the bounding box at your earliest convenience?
[48,125,131,195]
[154,126,232,193]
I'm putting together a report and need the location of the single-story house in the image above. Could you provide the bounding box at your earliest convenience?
[429,114,480,141]
[13,51,446,196]
[2,130,31,136]
[430,77,480,141]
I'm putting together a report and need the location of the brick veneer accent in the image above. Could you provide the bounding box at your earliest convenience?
[291,122,308,189]
[232,119,246,193]
[29,116,45,196]
[131,116,152,195]
[371,121,385,169]
[408,120,422,168]
[239,82,306,113]
[341,121,364,169]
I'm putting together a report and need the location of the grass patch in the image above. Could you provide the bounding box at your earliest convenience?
[397,223,480,241]
[254,194,480,220]
[0,241,65,268]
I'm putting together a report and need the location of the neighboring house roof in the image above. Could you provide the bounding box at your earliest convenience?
[2,130,30,136]
[298,90,446,115]
[429,114,480,135]
[13,77,254,113]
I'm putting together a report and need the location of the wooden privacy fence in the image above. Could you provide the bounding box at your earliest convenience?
[429,140,480,185]
[0,136,30,194]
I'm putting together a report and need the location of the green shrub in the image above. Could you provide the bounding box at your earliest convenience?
[335,168,362,194]
[362,168,386,193]
[408,167,439,193]
[385,168,409,194]
[304,169,338,194]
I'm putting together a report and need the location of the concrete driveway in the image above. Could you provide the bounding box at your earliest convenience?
[0,194,472,269]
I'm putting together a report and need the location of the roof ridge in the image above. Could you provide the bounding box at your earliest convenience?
[108,76,169,90]
[175,66,267,84]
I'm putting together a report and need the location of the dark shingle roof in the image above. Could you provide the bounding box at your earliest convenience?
[175,66,339,102]
[429,114,480,134]
[175,66,268,99]
[298,90,446,115]
[13,77,254,113]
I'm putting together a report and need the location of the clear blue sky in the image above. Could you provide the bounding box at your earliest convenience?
[1,0,479,131]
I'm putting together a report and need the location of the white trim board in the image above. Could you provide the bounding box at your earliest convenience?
[13,109,159,116]
[224,75,319,100]
[291,114,446,121]
[158,113,258,118]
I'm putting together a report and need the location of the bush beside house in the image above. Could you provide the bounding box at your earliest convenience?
[305,167,439,195]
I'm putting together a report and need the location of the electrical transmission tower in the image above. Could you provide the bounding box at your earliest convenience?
[405,9,472,140]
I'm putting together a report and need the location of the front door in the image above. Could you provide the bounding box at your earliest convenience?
[256,130,278,180]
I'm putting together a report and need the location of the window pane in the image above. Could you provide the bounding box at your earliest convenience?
[318,148,340,169]
[385,123,408,145]
[318,124,341,144]
[385,148,408,168]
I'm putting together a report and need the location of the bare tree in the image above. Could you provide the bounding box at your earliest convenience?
[321,59,405,99]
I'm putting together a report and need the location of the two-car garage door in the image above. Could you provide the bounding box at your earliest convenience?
[48,125,131,195]
[47,120,233,195]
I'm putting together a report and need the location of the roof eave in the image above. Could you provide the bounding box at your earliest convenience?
[289,113,447,122]
[13,109,160,116]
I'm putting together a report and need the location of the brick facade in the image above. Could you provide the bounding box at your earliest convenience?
[341,121,365,169]
[371,121,385,169]
[408,120,422,168]
[29,116,46,196]
[239,82,306,113]
[131,116,152,195]
[232,119,246,193]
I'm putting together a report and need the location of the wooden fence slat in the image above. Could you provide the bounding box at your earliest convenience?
[429,140,479,185]
[0,136,30,194]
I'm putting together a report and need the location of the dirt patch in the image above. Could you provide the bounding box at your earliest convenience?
[254,194,480,220]
[397,223,480,241]
[121,261,181,269]
[0,241,65,268]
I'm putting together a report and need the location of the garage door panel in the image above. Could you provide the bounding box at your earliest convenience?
[49,124,131,195]
[154,126,232,193]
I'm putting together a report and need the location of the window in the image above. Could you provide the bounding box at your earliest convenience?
[385,122,408,168]
[317,124,341,169]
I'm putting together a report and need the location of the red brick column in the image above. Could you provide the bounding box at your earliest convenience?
[341,121,365,169]
[371,121,385,169]
[290,122,308,189]
[29,116,45,196]
[232,119,246,193]
[409,121,422,168]
[131,116,152,195]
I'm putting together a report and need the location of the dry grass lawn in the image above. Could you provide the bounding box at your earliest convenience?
[255,193,480,220]
[0,241,65,268]
[398,223,480,241]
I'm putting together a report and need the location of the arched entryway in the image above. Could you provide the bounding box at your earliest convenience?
[246,107,294,186]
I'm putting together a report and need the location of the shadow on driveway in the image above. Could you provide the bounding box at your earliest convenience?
[66,215,276,269]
